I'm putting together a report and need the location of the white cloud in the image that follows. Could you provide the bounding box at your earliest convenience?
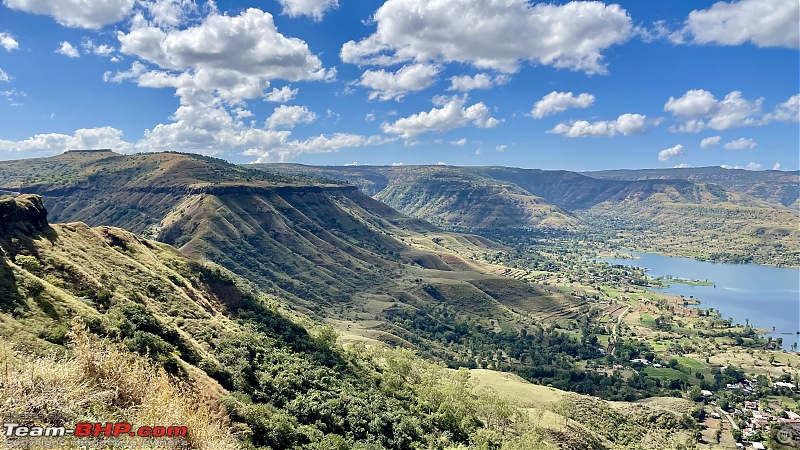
[674,163,691,168]
[531,91,595,119]
[381,95,500,139]
[244,133,384,162]
[665,89,764,132]
[721,162,762,170]
[358,64,439,101]
[658,144,684,162]
[56,41,80,58]
[447,73,508,92]
[495,144,507,152]
[391,162,404,166]
[664,89,717,117]
[615,113,649,136]
[676,0,799,49]
[0,90,378,161]
[131,93,378,161]
[548,113,651,137]
[0,32,19,51]
[4,0,135,29]
[341,0,632,74]
[277,0,338,21]
[117,8,330,102]
[700,135,721,148]
[0,68,10,82]
[450,138,467,146]
[104,61,146,82]
[264,86,298,102]
[723,137,757,150]
[1,88,24,106]
[82,39,115,57]
[764,94,800,123]
[772,162,781,170]
[266,105,317,129]
[0,126,133,153]
[140,0,197,28]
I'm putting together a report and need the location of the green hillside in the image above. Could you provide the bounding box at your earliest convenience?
[0,193,707,450]
[0,154,621,393]
[588,166,800,209]
[0,194,560,449]
[252,164,800,266]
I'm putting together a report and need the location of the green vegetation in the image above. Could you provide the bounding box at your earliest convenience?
[1,154,798,449]
[249,163,800,267]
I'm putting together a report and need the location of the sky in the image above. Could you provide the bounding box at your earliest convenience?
[0,0,798,171]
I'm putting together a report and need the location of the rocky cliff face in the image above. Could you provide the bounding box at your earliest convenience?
[0,194,49,236]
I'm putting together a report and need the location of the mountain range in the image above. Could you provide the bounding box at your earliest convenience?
[252,163,800,266]
[2,150,796,449]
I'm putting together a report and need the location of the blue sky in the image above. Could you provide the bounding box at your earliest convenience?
[0,0,797,171]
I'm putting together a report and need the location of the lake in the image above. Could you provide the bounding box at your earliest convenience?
[598,252,800,352]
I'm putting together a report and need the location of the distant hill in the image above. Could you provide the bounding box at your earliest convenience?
[587,166,800,209]
[0,152,589,348]
[258,164,582,231]
[252,164,800,266]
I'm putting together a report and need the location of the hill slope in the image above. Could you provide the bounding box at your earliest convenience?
[588,166,800,209]
[3,194,586,449]
[252,164,800,266]
[0,152,591,358]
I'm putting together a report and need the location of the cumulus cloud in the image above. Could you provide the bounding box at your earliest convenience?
[243,133,385,162]
[0,68,10,82]
[0,90,373,161]
[721,162,762,170]
[764,94,800,123]
[773,162,781,170]
[495,144,507,152]
[723,137,757,150]
[116,8,330,102]
[674,163,691,168]
[658,144,684,161]
[447,73,508,92]
[450,138,467,145]
[131,94,380,161]
[82,39,115,57]
[56,41,80,58]
[266,105,317,129]
[700,135,721,148]
[664,89,764,132]
[664,89,717,117]
[140,0,197,28]
[277,0,338,21]
[548,113,652,137]
[4,0,135,29]
[381,95,500,139]
[358,64,439,101]
[0,126,133,153]
[531,91,595,119]
[264,86,298,102]
[675,0,799,49]
[0,32,19,51]
[341,0,632,74]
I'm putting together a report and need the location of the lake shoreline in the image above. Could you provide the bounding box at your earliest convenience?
[597,251,800,352]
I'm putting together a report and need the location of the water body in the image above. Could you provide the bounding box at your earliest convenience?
[598,252,800,352]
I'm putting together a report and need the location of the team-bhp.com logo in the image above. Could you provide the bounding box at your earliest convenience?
[4,422,188,448]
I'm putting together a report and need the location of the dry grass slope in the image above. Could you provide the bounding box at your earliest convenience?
[0,324,236,450]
